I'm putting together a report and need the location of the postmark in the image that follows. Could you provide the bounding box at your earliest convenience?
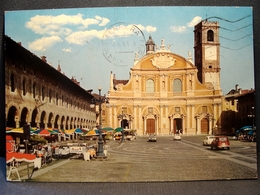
[102,22,146,66]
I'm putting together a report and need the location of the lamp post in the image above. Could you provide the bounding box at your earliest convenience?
[118,110,126,143]
[248,106,255,129]
[90,87,109,157]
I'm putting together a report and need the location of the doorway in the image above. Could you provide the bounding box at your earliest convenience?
[173,118,182,134]
[201,118,209,134]
[146,119,155,134]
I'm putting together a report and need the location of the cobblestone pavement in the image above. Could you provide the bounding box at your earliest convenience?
[21,135,257,182]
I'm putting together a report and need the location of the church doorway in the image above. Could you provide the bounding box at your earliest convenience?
[146,119,155,134]
[173,118,182,134]
[121,119,129,129]
[201,118,209,134]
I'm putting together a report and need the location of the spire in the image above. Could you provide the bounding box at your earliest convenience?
[146,35,155,54]
[57,61,61,72]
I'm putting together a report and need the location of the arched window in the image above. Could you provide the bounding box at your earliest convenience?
[146,79,154,93]
[10,73,15,92]
[196,32,201,44]
[42,87,45,101]
[22,79,26,95]
[49,90,52,103]
[173,79,182,92]
[56,93,59,105]
[33,82,36,98]
[207,30,214,41]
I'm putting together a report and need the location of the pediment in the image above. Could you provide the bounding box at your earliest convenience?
[151,53,176,69]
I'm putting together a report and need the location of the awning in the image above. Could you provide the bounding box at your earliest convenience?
[115,127,123,132]
[33,129,51,136]
[64,129,76,135]
[6,152,36,163]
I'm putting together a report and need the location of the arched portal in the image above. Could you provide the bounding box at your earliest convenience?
[146,118,155,134]
[48,112,54,128]
[54,115,59,129]
[40,111,46,129]
[31,109,38,128]
[20,107,28,127]
[7,106,17,128]
[173,118,183,134]
[201,118,209,134]
[121,119,129,129]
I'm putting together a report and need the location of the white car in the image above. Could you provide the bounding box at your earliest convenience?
[203,136,215,146]
[148,134,157,142]
[126,134,136,141]
[173,134,181,141]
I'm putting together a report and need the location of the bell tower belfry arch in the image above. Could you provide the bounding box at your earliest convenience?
[194,20,221,90]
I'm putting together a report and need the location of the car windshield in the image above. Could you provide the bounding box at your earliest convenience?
[219,137,227,141]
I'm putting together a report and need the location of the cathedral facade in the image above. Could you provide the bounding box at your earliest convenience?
[105,20,223,135]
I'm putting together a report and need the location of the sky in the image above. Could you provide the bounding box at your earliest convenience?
[5,6,254,95]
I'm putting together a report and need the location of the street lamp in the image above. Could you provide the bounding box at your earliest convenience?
[90,87,109,157]
[248,106,255,129]
[118,110,126,143]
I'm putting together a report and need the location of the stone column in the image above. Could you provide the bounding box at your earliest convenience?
[155,115,158,134]
[143,116,147,134]
[196,116,201,134]
[138,105,142,133]
[170,115,173,134]
[191,105,195,130]
[165,105,169,130]
[182,114,185,134]
[113,105,117,128]
[209,116,213,135]
[133,105,137,130]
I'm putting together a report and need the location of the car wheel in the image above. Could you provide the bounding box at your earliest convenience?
[227,147,230,150]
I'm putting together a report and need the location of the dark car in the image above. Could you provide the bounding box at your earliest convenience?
[211,136,230,150]
[247,130,256,142]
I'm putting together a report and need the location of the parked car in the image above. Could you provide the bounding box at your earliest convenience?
[148,134,157,142]
[211,136,230,150]
[126,134,136,141]
[247,130,256,142]
[113,132,122,140]
[203,136,215,146]
[173,134,181,141]
[125,130,137,141]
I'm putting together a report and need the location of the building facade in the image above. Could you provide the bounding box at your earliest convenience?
[5,36,96,131]
[221,85,255,135]
[105,20,223,135]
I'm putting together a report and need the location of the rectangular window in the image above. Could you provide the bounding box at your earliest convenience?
[202,106,207,113]
[122,107,127,114]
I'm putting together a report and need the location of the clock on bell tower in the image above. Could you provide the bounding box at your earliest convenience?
[194,20,220,90]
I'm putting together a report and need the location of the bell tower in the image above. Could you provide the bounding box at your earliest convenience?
[194,20,220,90]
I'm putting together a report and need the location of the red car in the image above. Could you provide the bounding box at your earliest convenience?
[210,136,230,150]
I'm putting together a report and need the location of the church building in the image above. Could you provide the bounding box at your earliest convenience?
[105,20,223,135]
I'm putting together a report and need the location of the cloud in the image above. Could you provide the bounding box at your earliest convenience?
[170,16,202,33]
[99,18,110,26]
[28,36,63,51]
[26,14,110,36]
[187,16,202,27]
[145,25,157,33]
[62,47,72,52]
[65,29,106,45]
[170,26,187,33]
[65,23,157,45]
